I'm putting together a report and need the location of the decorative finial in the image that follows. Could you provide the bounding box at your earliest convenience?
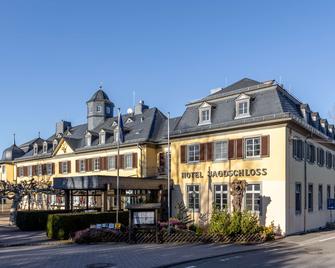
[99,81,103,89]
[13,133,16,145]
[38,131,40,138]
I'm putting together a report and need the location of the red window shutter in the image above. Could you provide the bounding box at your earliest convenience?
[228,140,236,159]
[120,155,124,169]
[68,161,71,173]
[200,143,206,162]
[261,135,270,157]
[42,164,46,175]
[236,139,244,159]
[32,165,37,176]
[206,143,213,161]
[59,162,62,174]
[132,153,138,168]
[75,160,79,172]
[100,157,107,170]
[52,163,55,174]
[180,145,186,163]
[23,166,28,176]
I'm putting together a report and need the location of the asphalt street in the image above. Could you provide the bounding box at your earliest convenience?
[172,230,335,268]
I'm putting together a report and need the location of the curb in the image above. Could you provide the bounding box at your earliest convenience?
[0,241,72,248]
[156,241,280,268]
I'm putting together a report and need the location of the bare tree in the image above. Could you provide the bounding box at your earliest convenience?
[0,179,54,225]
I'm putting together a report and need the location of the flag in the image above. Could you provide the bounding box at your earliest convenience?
[117,109,125,143]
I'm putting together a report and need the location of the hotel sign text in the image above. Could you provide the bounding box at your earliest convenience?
[181,168,268,179]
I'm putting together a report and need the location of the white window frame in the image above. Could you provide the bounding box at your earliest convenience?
[245,183,261,213]
[99,131,106,145]
[62,162,68,174]
[46,164,52,176]
[245,137,261,158]
[124,154,133,169]
[108,156,116,170]
[28,166,32,177]
[37,165,42,176]
[79,160,86,172]
[187,144,200,163]
[93,158,100,171]
[214,184,228,210]
[33,144,38,155]
[186,184,200,211]
[43,142,48,154]
[235,95,250,119]
[214,141,228,161]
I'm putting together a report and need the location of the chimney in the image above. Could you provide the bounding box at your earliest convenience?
[56,120,72,135]
[134,100,149,115]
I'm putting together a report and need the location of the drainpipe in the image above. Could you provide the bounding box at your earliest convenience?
[137,144,143,178]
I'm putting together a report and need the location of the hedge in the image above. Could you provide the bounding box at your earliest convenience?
[16,210,70,231]
[47,211,129,240]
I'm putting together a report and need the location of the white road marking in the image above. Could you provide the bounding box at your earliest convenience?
[264,248,279,252]
[184,266,197,268]
[318,236,335,242]
[220,256,241,262]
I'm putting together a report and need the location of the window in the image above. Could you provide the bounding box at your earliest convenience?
[46,164,53,175]
[93,158,100,171]
[295,183,302,214]
[317,148,325,167]
[33,144,38,155]
[327,185,331,201]
[307,144,315,164]
[79,160,85,172]
[106,106,111,115]
[187,185,200,210]
[53,140,58,151]
[61,162,68,174]
[125,154,133,169]
[293,139,304,160]
[19,167,24,177]
[99,131,106,145]
[85,134,91,147]
[199,109,211,125]
[1,165,5,175]
[318,184,323,210]
[28,166,32,177]
[246,184,261,212]
[37,165,42,176]
[308,184,313,212]
[214,184,228,210]
[326,152,332,169]
[108,156,116,170]
[43,142,48,154]
[214,141,228,161]
[235,98,250,119]
[245,137,261,158]
[96,105,102,112]
[333,155,335,170]
[187,144,200,163]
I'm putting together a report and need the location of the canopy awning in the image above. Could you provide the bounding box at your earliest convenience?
[53,175,169,190]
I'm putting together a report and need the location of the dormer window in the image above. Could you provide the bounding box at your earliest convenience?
[96,105,102,112]
[126,118,133,124]
[235,94,251,119]
[99,130,106,145]
[112,121,118,127]
[43,142,48,154]
[53,140,58,151]
[198,102,212,125]
[85,133,92,147]
[33,144,38,155]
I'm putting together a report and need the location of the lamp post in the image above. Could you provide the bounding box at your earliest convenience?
[192,190,196,224]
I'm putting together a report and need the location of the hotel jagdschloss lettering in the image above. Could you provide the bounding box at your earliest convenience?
[182,168,268,179]
[2,78,335,236]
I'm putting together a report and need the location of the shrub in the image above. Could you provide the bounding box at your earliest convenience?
[261,221,276,241]
[240,210,261,235]
[227,212,242,235]
[16,210,70,231]
[47,211,129,240]
[208,208,231,235]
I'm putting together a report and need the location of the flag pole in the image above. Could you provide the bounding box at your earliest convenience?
[167,112,171,234]
[116,108,120,224]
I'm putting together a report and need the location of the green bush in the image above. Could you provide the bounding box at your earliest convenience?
[16,210,70,231]
[227,212,242,235]
[47,211,129,240]
[208,208,231,235]
[240,210,261,235]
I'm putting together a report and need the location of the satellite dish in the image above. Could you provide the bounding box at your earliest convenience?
[127,108,133,114]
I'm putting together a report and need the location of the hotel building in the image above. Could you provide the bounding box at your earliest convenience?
[1,78,335,235]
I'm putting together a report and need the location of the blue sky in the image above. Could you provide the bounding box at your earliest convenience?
[1,0,335,153]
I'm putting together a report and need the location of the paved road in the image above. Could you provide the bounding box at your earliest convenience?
[172,230,335,268]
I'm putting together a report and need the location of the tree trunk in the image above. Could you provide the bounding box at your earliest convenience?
[9,194,22,226]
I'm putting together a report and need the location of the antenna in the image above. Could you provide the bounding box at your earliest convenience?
[13,133,16,145]
[99,81,103,89]
[38,131,40,138]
